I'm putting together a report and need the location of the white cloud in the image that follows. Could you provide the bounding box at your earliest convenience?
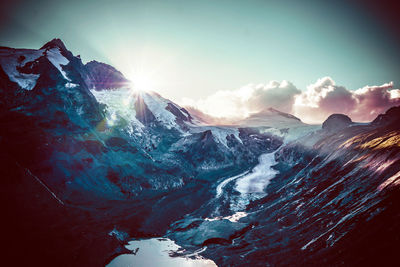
[293,77,356,123]
[180,80,301,120]
[293,78,400,123]
[180,77,400,124]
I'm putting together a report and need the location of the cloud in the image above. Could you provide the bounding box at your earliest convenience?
[293,77,357,123]
[293,77,400,123]
[352,82,400,121]
[180,77,400,124]
[185,106,234,125]
[180,80,301,120]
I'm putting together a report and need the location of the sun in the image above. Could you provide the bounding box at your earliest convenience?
[127,70,155,92]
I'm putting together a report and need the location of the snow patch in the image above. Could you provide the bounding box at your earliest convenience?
[0,48,42,90]
[46,47,70,81]
[141,92,180,130]
[210,127,242,147]
[91,88,145,132]
[11,73,40,90]
[205,211,248,223]
[65,82,78,88]
[190,126,242,147]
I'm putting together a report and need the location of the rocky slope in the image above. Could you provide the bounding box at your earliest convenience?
[186,107,400,266]
[85,60,130,90]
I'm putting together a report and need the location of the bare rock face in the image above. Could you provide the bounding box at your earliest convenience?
[85,60,129,90]
[372,106,400,126]
[322,113,352,132]
[169,219,248,247]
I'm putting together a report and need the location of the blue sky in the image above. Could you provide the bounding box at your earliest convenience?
[1,0,399,103]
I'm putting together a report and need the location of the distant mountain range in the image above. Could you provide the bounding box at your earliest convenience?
[1,39,399,266]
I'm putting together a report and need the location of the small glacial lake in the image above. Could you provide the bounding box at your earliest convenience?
[107,238,217,267]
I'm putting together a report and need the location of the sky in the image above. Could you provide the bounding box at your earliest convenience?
[1,0,400,123]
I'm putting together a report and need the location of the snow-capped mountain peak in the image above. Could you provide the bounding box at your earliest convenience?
[40,38,69,52]
[0,39,74,91]
[91,88,197,135]
[239,107,302,128]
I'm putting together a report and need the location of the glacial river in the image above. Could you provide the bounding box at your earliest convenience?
[108,152,278,267]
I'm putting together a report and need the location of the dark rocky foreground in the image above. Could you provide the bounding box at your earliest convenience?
[1,39,400,266]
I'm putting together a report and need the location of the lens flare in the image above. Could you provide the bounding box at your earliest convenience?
[127,70,155,92]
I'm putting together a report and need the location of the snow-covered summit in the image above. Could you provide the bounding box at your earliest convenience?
[0,39,74,90]
[91,88,197,134]
[40,38,69,52]
[238,107,303,128]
